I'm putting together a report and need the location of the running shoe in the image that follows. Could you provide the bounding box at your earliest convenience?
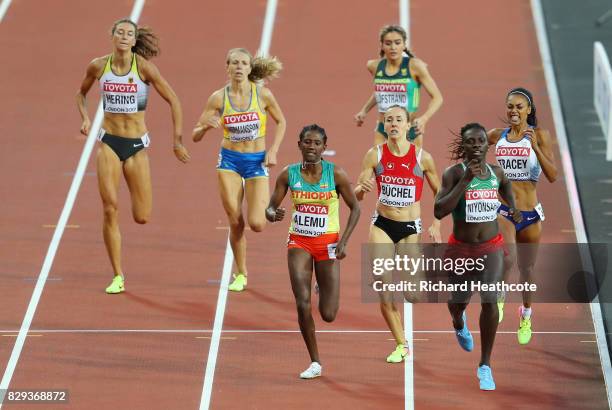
[518,309,532,345]
[386,344,409,363]
[105,275,124,294]
[455,312,474,352]
[300,362,322,379]
[228,273,247,292]
[497,300,504,323]
[477,365,496,391]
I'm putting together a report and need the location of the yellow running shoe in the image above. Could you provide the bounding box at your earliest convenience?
[518,314,532,345]
[386,344,408,363]
[105,276,124,294]
[228,273,247,292]
[497,301,504,323]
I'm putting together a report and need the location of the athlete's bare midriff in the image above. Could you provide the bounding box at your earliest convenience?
[103,111,147,138]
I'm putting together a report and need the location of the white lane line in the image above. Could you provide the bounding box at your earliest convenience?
[399,0,410,47]
[0,0,13,22]
[0,1,146,408]
[0,329,598,335]
[198,1,278,408]
[531,0,612,407]
[399,2,413,408]
[258,0,278,56]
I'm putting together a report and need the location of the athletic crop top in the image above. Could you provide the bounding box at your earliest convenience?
[288,161,339,237]
[374,143,424,207]
[373,56,420,113]
[221,82,267,143]
[495,128,541,182]
[99,54,149,114]
[452,163,501,223]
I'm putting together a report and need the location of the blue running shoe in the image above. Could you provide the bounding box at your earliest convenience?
[455,312,474,352]
[477,365,496,391]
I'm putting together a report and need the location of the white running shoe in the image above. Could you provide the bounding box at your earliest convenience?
[299,362,322,379]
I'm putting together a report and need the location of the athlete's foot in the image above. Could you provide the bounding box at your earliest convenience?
[517,307,532,345]
[454,312,474,352]
[228,273,247,292]
[300,362,322,379]
[386,344,409,363]
[105,275,125,294]
[477,365,496,391]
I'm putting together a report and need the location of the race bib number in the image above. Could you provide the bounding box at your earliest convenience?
[103,82,138,114]
[292,204,329,237]
[379,183,415,207]
[496,146,531,180]
[375,83,407,112]
[327,243,338,259]
[224,112,261,142]
[465,189,500,223]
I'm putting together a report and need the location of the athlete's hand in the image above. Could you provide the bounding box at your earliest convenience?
[335,241,347,260]
[354,110,367,127]
[265,150,278,167]
[523,128,539,150]
[464,159,482,181]
[80,118,91,136]
[173,143,190,163]
[359,178,375,193]
[203,113,221,129]
[266,207,285,222]
[509,207,523,224]
[412,117,426,137]
[428,219,442,244]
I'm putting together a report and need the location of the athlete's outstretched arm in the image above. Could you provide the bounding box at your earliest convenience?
[141,58,189,163]
[192,90,223,142]
[334,167,361,259]
[420,150,442,243]
[260,87,287,167]
[434,164,467,220]
[411,58,443,136]
[354,148,378,201]
[495,166,522,224]
[76,58,105,136]
[265,167,290,222]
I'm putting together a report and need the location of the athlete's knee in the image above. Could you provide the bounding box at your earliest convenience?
[133,213,150,224]
[103,202,119,222]
[295,298,312,314]
[228,215,245,232]
[248,218,266,233]
[320,306,338,322]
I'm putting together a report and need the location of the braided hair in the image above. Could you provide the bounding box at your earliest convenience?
[449,123,487,161]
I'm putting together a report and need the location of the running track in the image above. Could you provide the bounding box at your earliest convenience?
[0,0,608,409]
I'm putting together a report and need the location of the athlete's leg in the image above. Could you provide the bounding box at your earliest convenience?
[97,144,124,278]
[314,259,339,322]
[479,249,503,367]
[516,221,542,308]
[218,170,247,275]
[123,150,152,224]
[244,176,268,233]
[289,248,319,363]
[370,225,406,346]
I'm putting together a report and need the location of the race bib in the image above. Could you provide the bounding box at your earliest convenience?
[375,83,407,112]
[292,204,329,237]
[534,202,545,221]
[465,189,500,223]
[224,112,261,142]
[496,146,531,181]
[103,81,138,114]
[378,175,416,207]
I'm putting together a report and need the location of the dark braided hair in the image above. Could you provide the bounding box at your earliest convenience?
[449,123,487,161]
[379,25,414,58]
[111,19,160,60]
[299,124,327,144]
[507,87,537,127]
